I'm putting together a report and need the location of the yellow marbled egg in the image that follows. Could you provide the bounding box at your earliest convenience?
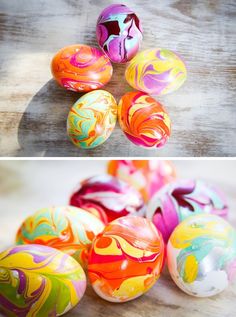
[0,244,86,316]
[125,48,187,95]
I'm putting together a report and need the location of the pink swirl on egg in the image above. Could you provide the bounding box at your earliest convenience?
[147,179,228,243]
[70,175,146,223]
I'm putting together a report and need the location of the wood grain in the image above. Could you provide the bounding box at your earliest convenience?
[0,160,236,317]
[0,0,236,157]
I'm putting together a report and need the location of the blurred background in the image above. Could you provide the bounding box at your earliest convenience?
[0,159,236,250]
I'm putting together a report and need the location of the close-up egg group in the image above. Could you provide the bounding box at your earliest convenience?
[0,160,235,316]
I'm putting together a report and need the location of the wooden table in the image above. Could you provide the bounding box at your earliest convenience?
[0,0,235,157]
[0,160,235,316]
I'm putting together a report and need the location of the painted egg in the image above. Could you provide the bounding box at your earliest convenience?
[69,174,146,224]
[67,90,117,149]
[107,160,176,202]
[118,91,171,148]
[146,179,228,243]
[16,206,105,268]
[88,216,165,302]
[96,4,143,63]
[125,48,187,95]
[167,214,236,297]
[0,244,86,316]
[51,44,113,92]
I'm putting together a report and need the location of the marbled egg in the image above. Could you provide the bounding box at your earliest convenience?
[168,214,236,297]
[16,206,105,268]
[51,44,113,92]
[67,90,117,149]
[0,244,86,316]
[118,91,171,148]
[146,179,228,243]
[107,160,176,202]
[125,48,187,95]
[69,174,146,224]
[96,4,143,63]
[88,216,165,302]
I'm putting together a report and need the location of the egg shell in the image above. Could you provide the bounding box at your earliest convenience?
[167,214,236,297]
[118,91,171,148]
[16,206,105,268]
[125,48,187,95]
[88,216,165,302]
[96,4,143,63]
[107,160,176,202]
[51,44,113,92]
[67,90,117,149]
[0,244,86,316]
[147,179,228,243]
[69,174,146,224]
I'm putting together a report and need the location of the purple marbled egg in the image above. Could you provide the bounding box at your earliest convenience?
[146,179,228,243]
[96,4,143,63]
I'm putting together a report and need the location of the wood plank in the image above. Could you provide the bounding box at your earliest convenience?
[0,0,235,157]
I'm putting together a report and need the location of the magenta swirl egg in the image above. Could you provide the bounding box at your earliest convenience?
[96,4,143,63]
[146,179,228,243]
[69,174,146,224]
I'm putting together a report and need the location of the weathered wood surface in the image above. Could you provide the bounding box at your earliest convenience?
[0,160,236,317]
[0,0,235,157]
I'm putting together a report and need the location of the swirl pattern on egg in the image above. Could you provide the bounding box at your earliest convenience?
[96,4,143,63]
[118,91,171,148]
[51,44,113,92]
[0,244,86,316]
[168,214,236,297]
[107,160,176,202]
[70,174,146,224]
[88,216,165,302]
[67,90,117,149]
[147,179,228,242]
[125,48,187,95]
[16,206,104,268]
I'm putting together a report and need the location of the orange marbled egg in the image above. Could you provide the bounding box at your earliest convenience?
[51,44,113,92]
[118,91,171,148]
